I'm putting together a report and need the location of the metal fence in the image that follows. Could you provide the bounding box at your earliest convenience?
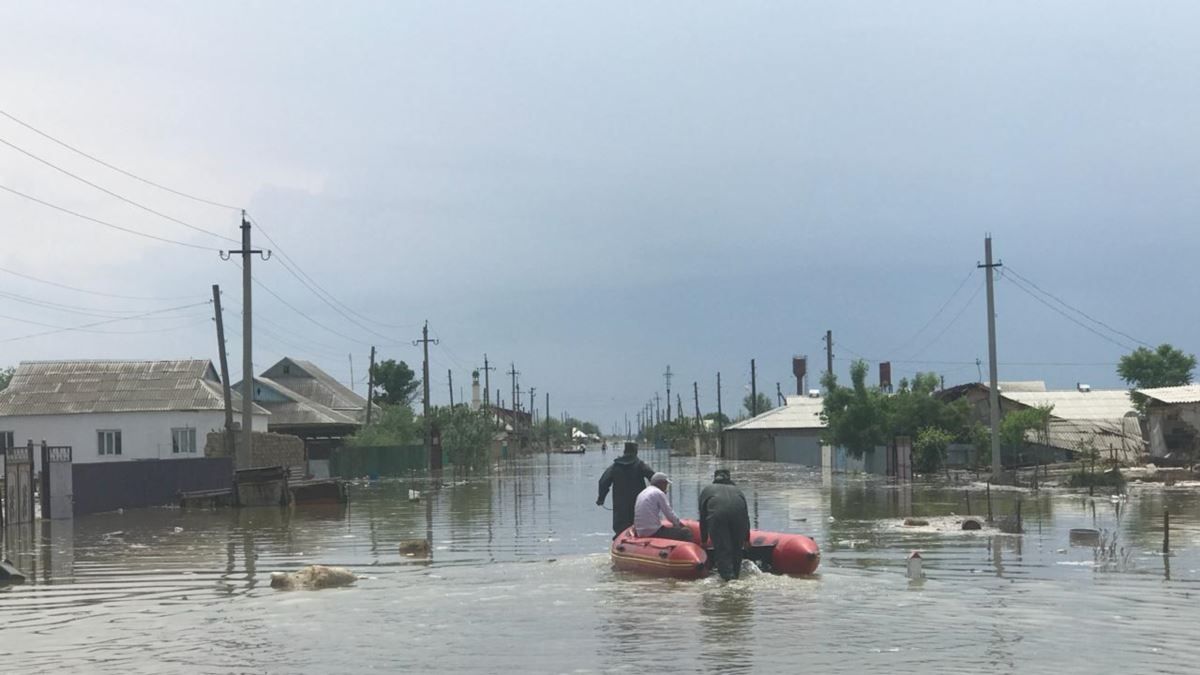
[72,457,234,515]
[329,445,426,478]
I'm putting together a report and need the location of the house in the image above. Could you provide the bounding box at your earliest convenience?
[937,382,1144,465]
[722,394,827,465]
[1135,384,1200,461]
[233,358,368,477]
[0,359,268,472]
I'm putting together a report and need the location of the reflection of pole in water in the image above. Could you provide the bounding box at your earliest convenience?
[991,536,1004,578]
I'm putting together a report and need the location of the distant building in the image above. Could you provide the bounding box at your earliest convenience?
[722,394,828,465]
[1135,385,1200,461]
[0,359,268,472]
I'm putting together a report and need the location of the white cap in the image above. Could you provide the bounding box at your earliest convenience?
[650,472,670,486]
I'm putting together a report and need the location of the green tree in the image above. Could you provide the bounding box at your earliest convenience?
[433,405,496,472]
[742,392,774,417]
[1118,344,1197,413]
[999,405,1053,464]
[703,412,730,427]
[0,366,13,390]
[914,426,954,474]
[820,361,888,458]
[370,359,420,405]
[347,403,419,446]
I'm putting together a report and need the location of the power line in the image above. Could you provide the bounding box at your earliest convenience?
[0,288,200,320]
[0,264,200,301]
[0,109,240,210]
[905,279,986,360]
[0,183,220,251]
[0,135,238,244]
[0,300,211,343]
[888,268,977,356]
[1003,266,1150,348]
[1001,273,1135,352]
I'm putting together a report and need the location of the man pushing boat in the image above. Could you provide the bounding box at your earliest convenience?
[699,468,751,581]
[596,442,656,535]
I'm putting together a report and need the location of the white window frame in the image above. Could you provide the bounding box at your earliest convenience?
[171,427,197,454]
[0,431,13,451]
[98,429,122,456]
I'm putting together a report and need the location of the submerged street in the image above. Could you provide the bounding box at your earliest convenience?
[3,447,1200,674]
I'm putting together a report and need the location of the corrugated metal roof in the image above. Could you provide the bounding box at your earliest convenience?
[1042,418,1144,465]
[1002,389,1135,420]
[725,395,826,431]
[260,357,366,414]
[249,377,361,427]
[1135,384,1200,405]
[998,380,1047,392]
[0,359,268,417]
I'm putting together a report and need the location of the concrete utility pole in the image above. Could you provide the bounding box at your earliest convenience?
[221,212,270,470]
[448,369,454,408]
[211,284,236,458]
[481,354,495,407]
[751,358,758,417]
[664,366,674,423]
[716,372,723,425]
[676,393,683,422]
[545,391,550,451]
[654,393,661,426]
[693,381,701,428]
[413,321,438,464]
[979,235,1004,480]
[825,330,834,386]
[529,387,536,420]
[365,346,376,425]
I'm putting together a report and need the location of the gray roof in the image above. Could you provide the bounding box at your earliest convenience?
[1135,384,1200,405]
[0,359,268,417]
[725,394,826,431]
[259,357,366,414]
[1003,389,1136,420]
[245,376,361,428]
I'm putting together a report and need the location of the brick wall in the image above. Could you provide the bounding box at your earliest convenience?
[205,431,304,471]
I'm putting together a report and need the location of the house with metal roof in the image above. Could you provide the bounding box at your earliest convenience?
[1135,384,1200,461]
[0,359,268,471]
[722,394,828,464]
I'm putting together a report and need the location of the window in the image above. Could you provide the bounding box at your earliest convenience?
[98,430,122,456]
[0,431,13,451]
[171,427,196,454]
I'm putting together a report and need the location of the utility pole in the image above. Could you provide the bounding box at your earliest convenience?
[777,382,784,407]
[676,393,683,422]
[221,211,269,470]
[664,366,673,423]
[365,346,376,425]
[654,393,661,426]
[413,321,438,465]
[751,358,758,416]
[545,391,550,449]
[693,381,701,428]
[481,354,495,407]
[448,369,454,408]
[979,235,1003,480]
[211,284,236,458]
[825,330,834,387]
[529,387,536,420]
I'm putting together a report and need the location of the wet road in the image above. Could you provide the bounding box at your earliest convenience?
[3,447,1200,674]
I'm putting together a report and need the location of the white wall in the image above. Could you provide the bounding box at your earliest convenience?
[0,410,269,471]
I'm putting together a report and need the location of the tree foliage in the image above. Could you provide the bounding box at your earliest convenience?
[999,405,1053,463]
[1117,344,1196,414]
[346,403,419,447]
[742,392,774,417]
[0,366,13,390]
[914,426,955,474]
[434,405,496,471]
[370,359,420,406]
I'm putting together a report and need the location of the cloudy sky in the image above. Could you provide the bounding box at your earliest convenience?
[1,2,1198,430]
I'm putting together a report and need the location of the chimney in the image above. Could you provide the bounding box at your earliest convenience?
[471,370,481,409]
[880,362,892,393]
[792,356,807,395]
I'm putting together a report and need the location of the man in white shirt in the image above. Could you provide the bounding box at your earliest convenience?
[632,473,693,542]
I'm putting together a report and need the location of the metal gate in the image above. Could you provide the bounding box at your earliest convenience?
[4,442,35,525]
[40,443,73,520]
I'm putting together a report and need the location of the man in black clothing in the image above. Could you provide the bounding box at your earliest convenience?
[596,442,655,534]
[699,468,751,581]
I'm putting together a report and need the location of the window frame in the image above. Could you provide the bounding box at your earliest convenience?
[170,427,197,454]
[97,429,122,456]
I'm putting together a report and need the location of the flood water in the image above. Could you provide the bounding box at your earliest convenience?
[3,446,1200,674]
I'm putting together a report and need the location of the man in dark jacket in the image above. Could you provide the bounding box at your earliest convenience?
[597,442,655,534]
[699,468,751,581]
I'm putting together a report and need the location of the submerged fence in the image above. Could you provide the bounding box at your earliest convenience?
[329,445,426,478]
[73,458,233,515]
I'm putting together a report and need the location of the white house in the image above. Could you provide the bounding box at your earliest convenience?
[0,359,269,472]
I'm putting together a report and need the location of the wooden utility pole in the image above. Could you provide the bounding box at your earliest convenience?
[221,211,269,470]
[751,358,758,416]
[676,393,683,423]
[529,387,536,420]
[545,391,550,451]
[211,284,236,457]
[365,346,376,425]
[413,321,438,464]
[481,354,495,407]
[979,235,1003,479]
[654,392,661,426]
[448,369,454,407]
[663,366,673,423]
[825,330,834,386]
[716,372,723,424]
[693,381,701,429]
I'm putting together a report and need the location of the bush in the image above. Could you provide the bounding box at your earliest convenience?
[1066,468,1125,489]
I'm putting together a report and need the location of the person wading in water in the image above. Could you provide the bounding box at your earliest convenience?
[596,442,655,535]
[699,468,751,581]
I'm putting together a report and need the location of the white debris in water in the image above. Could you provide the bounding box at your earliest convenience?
[172,526,184,534]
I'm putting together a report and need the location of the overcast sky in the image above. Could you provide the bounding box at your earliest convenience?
[2,2,1198,430]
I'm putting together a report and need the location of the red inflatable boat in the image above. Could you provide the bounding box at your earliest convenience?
[610,519,820,579]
